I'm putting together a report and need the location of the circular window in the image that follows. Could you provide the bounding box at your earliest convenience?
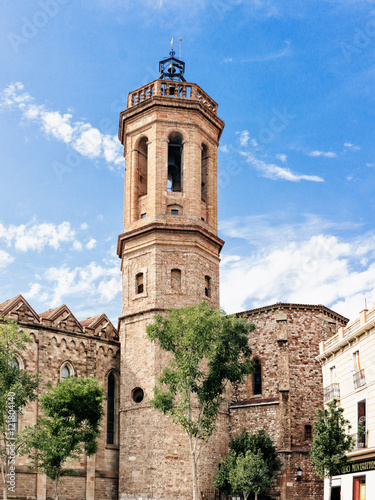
[132,387,144,403]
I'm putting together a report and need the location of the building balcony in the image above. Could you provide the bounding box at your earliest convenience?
[351,431,368,450]
[323,383,340,403]
[353,370,366,390]
[126,79,218,115]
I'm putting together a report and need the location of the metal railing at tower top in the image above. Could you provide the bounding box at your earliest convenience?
[127,79,218,115]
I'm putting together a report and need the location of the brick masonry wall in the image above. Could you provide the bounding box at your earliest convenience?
[229,304,347,500]
[0,299,120,500]
[118,86,226,500]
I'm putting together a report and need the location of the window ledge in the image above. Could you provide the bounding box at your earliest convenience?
[132,293,148,301]
[105,444,119,450]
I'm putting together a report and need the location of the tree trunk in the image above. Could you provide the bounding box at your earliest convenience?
[191,453,198,500]
[54,471,61,500]
[255,493,258,500]
[1,459,8,500]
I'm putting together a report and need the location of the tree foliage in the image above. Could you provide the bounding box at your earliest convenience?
[214,429,280,497]
[229,450,273,500]
[0,318,39,500]
[23,376,104,500]
[310,399,354,496]
[146,301,255,500]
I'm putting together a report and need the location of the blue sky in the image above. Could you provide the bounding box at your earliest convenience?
[1,0,375,324]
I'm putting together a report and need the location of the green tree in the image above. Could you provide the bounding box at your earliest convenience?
[214,429,280,497]
[23,376,105,500]
[229,450,273,500]
[0,318,38,500]
[310,399,354,499]
[146,301,254,500]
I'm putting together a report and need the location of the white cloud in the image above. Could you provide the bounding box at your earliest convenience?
[220,226,375,321]
[276,153,287,163]
[241,40,291,63]
[366,163,375,168]
[23,283,49,302]
[219,145,229,153]
[241,152,324,182]
[223,57,233,63]
[80,222,88,230]
[0,250,14,270]
[239,130,250,147]
[0,221,78,252]
[309,150,337,158]
[0,82,123,171]
[73,241,83,252]
[41,259,121,307]
[86,238,97,250]
[344,142,361,151]
[98,276,122,301]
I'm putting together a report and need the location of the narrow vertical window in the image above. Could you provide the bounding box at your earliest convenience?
[329,365,337,384]
[353,476,366,500]
[254,359,262,395]
[201,144,208,202]
[304,424,312,441]
[171,269,181,292]
[357,400,366,448]
[136,273,144,294]
[138,137,148,197]
[204,276,211,298]
[353,351,365,388]
[167,132,183,192]
[107,373,115,445]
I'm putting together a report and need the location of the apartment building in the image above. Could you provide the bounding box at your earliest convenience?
[317,303,375,500]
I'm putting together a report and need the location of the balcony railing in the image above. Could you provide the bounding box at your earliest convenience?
[353,370,366,390]
[351,431,368,449]
[127,80,218,115]
[323,383,340,403]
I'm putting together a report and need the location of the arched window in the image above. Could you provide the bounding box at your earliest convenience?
[201,144,208,202]
[171,269,181,292]
[136,272,144,295]
[167,132,183,192]
[254,359,262,395]
[10,358,19,369]
[138,137,148,197]
[60,362,74,381]
[107,373,115,445]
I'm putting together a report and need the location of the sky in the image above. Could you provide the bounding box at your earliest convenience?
[1,0,375,325]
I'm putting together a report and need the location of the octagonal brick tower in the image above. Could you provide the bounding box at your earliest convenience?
[117,53,225,500]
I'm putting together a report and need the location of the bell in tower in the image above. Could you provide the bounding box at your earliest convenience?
[117,48,225,500]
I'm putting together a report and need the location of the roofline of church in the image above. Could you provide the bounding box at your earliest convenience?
[237,302,349,324]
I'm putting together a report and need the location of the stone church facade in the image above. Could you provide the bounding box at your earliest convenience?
[0,53,349,500]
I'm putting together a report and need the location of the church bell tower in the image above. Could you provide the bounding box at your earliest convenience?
[117,49,225,499]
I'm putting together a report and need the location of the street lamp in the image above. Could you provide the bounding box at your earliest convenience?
[296,467,302,481]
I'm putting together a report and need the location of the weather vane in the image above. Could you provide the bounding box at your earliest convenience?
[159,37,186,81]
[170,36,175,56]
